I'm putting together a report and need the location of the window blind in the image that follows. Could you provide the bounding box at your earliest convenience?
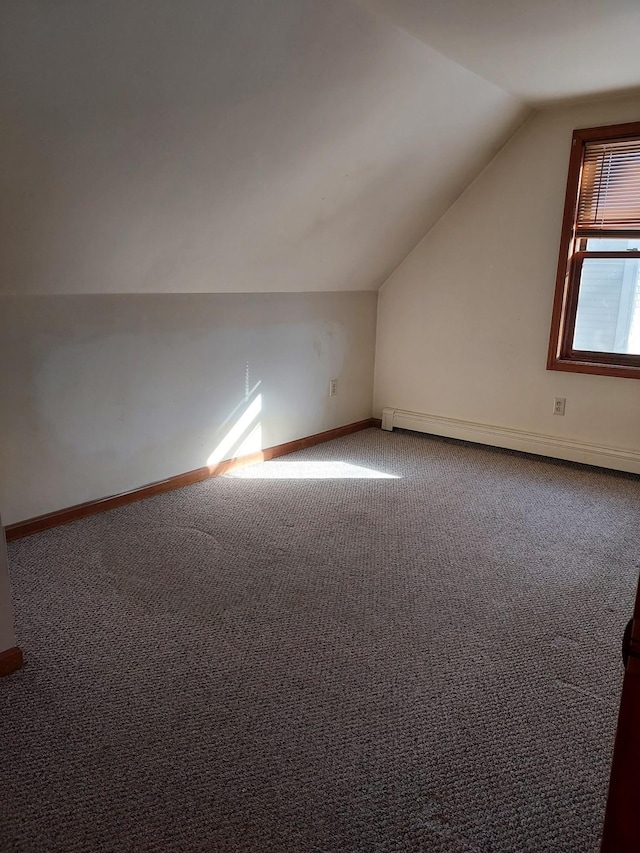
[576,137,640,233]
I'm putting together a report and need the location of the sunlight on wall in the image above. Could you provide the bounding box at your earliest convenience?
[211,379,261,441]
[207,393,262,466]
[234,423,263,459]
[205,372,395,479]
[227,460,399,479]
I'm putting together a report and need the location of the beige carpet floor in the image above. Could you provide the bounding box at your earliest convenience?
[1,428,639,852]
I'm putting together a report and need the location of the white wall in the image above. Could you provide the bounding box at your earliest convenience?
[374,95,640,460]
[0,518,17,652]
[0,0,526,297]
[0,292,377,524]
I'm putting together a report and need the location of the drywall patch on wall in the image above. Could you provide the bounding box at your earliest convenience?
[0,292,376,524]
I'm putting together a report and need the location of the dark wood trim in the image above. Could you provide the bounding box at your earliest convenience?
[0,646,24,677]
[548,358,640,380]
[547,130,583,369]
[574,121,640,142]
[600,578,640,851]
[575,230,640,240]
[559,252,584,357]
[5,419,379,541]
[568,350,640,368]
[573,251,640,259]
[547,121,640,380]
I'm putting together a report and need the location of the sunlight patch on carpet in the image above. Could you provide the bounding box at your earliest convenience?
[226,460,399,479]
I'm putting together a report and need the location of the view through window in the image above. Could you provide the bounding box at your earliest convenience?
[548,122,640,378]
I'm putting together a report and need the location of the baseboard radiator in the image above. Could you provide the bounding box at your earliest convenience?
[381,407,640,476]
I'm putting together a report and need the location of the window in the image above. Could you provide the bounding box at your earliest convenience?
[548,121,640,379]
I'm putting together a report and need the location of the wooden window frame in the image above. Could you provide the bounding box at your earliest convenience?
[547,121,640,380]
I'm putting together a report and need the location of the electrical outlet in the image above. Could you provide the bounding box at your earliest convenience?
[329,379,338,397]
[553,397,566,416]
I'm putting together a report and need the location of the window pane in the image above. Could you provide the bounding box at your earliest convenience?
[573,257,640,354]
[585,238,640,251]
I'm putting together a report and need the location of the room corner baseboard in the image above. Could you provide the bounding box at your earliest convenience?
[5,418,378,540]
[381,407,640,476]
[0,646,24,677]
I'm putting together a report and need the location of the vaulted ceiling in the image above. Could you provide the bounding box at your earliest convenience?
[1,0,638,295]
[357,0,640,104]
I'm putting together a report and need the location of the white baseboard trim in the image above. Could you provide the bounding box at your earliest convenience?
[381,407,640,475]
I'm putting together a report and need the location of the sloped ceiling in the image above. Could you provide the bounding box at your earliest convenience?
[357,0,640,104]
[0,0,528,295]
